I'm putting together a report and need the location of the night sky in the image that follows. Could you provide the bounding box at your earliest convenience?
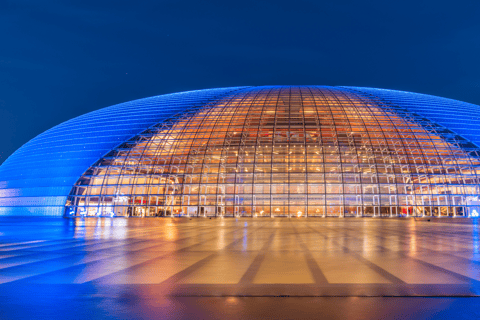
[1,1,479,163]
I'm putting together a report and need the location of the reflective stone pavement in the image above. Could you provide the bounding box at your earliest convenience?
[1,217,480,319]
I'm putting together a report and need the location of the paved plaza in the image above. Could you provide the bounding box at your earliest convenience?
[1,217,480,319]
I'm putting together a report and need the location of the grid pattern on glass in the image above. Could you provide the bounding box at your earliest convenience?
[345,86,480,148]
[65,86,480,218]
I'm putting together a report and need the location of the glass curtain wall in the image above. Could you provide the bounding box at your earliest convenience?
[65,86,480,217]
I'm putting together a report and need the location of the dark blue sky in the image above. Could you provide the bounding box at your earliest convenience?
[1,0,479,163]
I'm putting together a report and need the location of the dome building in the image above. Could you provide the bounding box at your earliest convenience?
[1,86,479,218]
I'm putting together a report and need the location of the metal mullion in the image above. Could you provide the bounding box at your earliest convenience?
[185,104,226,217]
[93,136,149,215]
[298,87,308,217]
[144,116,197,216]
[323,89,363,217]
[271,87,282,217]
[371,105,422,216]
[207,104,236,217]
[136,110,203,216]
[341,91,387,216]
[343,91,399,217]
[195,104,227,217]
[214,89,254,217]
[368,104,433,216]
[306,86,326,217]
[338,90,391,217]
[110,136,153,216]
[329,89,371,217]
[309,86,328,217]
[231,88,265,217]
[189,95,247,217]
[341,95,371,217]
[346,94,389,217]
[251,87,274,217]
[343,89,420,216]
[395,117,438,216]
[128,90,248,216]
[373,101,436,216]
[145,113,196,216]
[316,87,345,217]
[437,133,477,212]
[389,109,435,216]
[287,86,291,217]
[88,164,111,215]
[408,120,448,216]
[196,101,240,217]
[393,104,475,215]
[115,110,200,216]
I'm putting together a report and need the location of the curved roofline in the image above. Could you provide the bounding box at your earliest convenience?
[1,85,480,216]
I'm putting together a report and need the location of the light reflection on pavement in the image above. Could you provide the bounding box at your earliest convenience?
[1,217,480,319]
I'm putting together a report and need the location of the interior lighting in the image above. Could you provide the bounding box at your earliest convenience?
[61,87,480,219]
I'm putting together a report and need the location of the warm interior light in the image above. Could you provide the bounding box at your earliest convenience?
[67,87,477,218]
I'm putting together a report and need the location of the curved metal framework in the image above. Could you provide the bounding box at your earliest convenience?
[65,86,480,218]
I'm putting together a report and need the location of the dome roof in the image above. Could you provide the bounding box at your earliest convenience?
[1,86,479,217]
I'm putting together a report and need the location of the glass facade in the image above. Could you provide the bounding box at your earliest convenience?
[65,86,480,218]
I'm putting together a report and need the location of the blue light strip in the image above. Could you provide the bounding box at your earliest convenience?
[0,87,246,216]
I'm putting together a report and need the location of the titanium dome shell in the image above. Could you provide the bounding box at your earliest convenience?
[1,86,479,217]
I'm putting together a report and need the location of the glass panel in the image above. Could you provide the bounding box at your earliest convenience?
[65,87,480,218]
